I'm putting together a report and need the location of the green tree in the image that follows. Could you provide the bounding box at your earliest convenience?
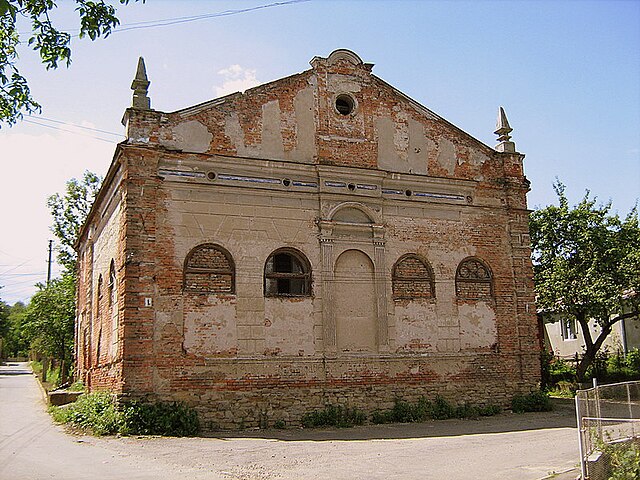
[530,183,640,381]
[0,294,9,357]
[1,0,141,127]
[23,273,75,383]
[0,301,28,358]
[47,170,101,273]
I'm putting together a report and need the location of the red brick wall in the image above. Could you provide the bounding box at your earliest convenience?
[75,52,540,429]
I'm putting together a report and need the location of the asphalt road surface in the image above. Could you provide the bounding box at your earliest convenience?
[0,362,579,480]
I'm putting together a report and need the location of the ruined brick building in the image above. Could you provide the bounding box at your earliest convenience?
[75,49,540,429]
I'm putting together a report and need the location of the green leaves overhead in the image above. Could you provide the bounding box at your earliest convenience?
[0,0,141,127]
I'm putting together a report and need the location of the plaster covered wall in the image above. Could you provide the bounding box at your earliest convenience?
[77,50,540,429]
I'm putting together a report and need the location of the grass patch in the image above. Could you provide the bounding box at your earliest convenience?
[49,392,199,436]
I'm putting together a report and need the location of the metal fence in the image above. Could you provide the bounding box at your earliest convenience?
[575,380,640,479]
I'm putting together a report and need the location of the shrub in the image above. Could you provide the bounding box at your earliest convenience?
[428,396,456,420]
[121,401,199,436]
[625,349,640,373]
[67,381,85,392]
[548,357,576,385]
[511,390,553,413]
[49,392,122,435]
[49,393,199,436]
[607,442,640,480]
[548,380,577,398]
[478,404,502,416]
[302,405,366,428]
[540,350,554,390]
[371,397,500,424]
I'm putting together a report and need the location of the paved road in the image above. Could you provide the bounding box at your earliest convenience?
[0,362,580,480]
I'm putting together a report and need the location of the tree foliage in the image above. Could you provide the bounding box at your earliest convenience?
[0,294,9,346]
[23,273,75,381]
[0,0,141,127]
[0,300,28,358]
[47,170,101,273]
[530,182,640,380]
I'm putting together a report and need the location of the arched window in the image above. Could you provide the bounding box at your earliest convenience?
[108,260,116,308]
[184,244,235,293]
[97,274,103,301]
[392,254,435,299]
[264,248,311,297]
[455,257,493,299]
[108,260,119,357]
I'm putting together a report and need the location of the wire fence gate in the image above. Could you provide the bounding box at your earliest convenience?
[575,380,640,479]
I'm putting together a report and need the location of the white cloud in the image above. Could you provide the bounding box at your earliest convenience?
[213,64,259,97]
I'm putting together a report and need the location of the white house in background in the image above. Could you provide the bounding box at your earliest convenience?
[543,315,640,359]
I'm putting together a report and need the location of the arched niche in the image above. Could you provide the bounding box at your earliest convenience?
[318,201,388,353]
[334,250,377,353]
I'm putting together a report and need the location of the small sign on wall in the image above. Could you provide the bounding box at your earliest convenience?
[144,297,153,307]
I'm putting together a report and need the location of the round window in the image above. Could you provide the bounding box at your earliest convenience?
[335,94,355,116]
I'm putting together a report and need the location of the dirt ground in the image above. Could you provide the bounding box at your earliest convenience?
[80,399,579,480]
[1,362,580,480]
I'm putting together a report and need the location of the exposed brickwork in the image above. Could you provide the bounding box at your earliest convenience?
[456,258,493,300]
[184,244,234,293]
[392,255,434,299]
[75,50,540,429]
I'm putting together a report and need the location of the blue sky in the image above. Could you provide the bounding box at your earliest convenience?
[1,0,639,304]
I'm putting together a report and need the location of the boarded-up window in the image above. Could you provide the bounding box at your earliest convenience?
[264,249,311,297]
[392,254,435,299]
[456,258,492,299]
[184,244,235,293]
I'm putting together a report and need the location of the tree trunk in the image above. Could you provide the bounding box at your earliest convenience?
[60,359,67,385]
[576,348,594,382]
[41,356,48,383]
[576,322,611,382]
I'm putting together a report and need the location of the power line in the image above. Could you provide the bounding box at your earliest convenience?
[17,0,310,37]
[22,118,121,143]
[0,272,45,278]
[0,260,33,276]
[111,0,311,34]
[24,114,123,137]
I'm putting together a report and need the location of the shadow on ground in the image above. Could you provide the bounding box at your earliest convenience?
[204,398,577,442]
[0,362,32,375]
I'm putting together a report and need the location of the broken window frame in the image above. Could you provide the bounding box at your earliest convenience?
[264,248,312,298]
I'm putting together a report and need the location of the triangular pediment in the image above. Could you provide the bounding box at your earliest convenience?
[126,50,508,180]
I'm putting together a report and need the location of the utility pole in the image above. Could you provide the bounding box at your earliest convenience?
[42,239,54,383]
[46,240,53,285]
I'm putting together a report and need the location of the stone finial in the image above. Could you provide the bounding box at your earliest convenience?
[494,106,515,153]
[131,57,151,110]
